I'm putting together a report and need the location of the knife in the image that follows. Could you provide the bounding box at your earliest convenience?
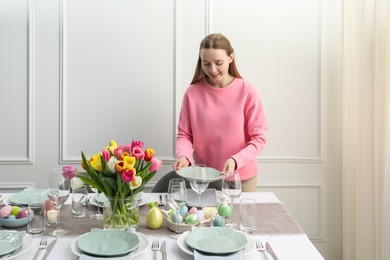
[266,242,278,260]
[42,239,57,260]
[160,241,167,260]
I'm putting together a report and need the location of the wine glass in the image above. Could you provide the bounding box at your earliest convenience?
[47,168,71,236]
[167,179,187,239]
[90,187,103,220]
[189,164,209,207]
[221,171,242,228]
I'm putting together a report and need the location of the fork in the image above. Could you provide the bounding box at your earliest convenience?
[256,239,269,260]
[32,237,47,260]
[151,239,160,260]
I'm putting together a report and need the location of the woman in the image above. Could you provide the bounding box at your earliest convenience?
[173,33,268,192]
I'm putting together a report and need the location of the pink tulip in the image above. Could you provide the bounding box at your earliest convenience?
[131,140,144,151]
[149,157,162,172]
[121,168,135,183]
[123,144,132,154]
[62,165,77,179]
[132,146,145,160]
[114,147,125,160]
[102,150,110,162]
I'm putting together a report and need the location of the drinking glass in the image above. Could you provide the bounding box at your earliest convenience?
[90,187,103,220]
[167,179,187,239]
[189,164,209,207]
[222,171,242,228]
[47,168,70,236]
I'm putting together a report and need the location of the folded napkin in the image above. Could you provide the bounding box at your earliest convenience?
[79,228,136,260]
[194,250,245,260]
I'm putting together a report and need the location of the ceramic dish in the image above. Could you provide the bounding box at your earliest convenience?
[0,232,24,257]
[177,230,255,256]
[77,229,139,257]
[71,232,148,257]
[0,215,33,228]
[7,189,47,205]
[186,227,247,254]
[176,166,222,182]
[7,233,33,260]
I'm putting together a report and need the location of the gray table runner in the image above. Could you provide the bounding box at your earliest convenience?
[1,202,304,236]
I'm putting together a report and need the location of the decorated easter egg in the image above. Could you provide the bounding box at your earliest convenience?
[185,213,198,225]
[171,211,183,223]
[213,215,225,227]
[11,206,22,217]
[179,205,188,216]
[16,209,30,219]
[0,205,12,218]
[217,204,232,218]
[196,210,205,222]
[188,207,198,215]
[7,215,16,220]
[203,207,218,219]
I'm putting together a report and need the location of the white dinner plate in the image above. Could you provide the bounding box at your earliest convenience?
[71,232,149,257]
[176,166,222,182]
[88,192,147,207]
[5,233,33,259]
[177,230,255,256]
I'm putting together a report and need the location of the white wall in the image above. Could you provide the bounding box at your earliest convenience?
[0,0,343,259]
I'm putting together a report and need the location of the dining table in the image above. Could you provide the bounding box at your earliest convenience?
[0,191,324,260]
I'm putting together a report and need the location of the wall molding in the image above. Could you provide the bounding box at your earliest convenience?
[0,183,34,192]
[0,0,34,164]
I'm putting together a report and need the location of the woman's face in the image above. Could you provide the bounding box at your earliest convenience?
[200,48,233,87]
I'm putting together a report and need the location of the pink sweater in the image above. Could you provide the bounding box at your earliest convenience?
[176,77,268,180]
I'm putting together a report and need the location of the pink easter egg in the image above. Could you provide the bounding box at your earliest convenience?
[0,205,12,218]
[188,207,198,215]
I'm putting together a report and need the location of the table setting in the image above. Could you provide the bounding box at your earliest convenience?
[0,139,324,259]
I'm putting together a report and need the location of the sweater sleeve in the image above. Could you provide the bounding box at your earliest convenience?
[175,93,194,163]
[231,90,268,170]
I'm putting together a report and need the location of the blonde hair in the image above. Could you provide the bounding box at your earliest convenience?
[191,33,243,84]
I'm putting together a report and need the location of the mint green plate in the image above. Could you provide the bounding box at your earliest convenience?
[186,227,247,254]
[8,189,47,205]
[0,232,24,257]
[176,166,222,182]
[77,230,139,256]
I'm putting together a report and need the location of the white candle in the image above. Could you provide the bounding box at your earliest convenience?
[47,209,58,224]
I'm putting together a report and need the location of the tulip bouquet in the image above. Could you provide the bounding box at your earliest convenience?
[78,139,162,229]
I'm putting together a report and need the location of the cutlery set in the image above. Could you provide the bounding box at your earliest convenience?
[256,239,278,260]
[151,239,167,260]
[32,238,57,260]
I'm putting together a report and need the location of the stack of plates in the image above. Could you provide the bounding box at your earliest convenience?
[177,227,255,256]
[0,231,33,259]
[71,230,149,257]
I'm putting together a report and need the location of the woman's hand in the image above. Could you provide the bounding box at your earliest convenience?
[173,156,190,171]
[221,158,236,176]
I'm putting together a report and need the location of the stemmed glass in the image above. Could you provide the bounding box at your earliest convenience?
[221,171,242,228]
[167,178,187,239]
[90,187,103,220]
[189,164,209,207]
[47,168,71,236]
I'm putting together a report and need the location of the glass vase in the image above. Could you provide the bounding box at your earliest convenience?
[103,196,139,229]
